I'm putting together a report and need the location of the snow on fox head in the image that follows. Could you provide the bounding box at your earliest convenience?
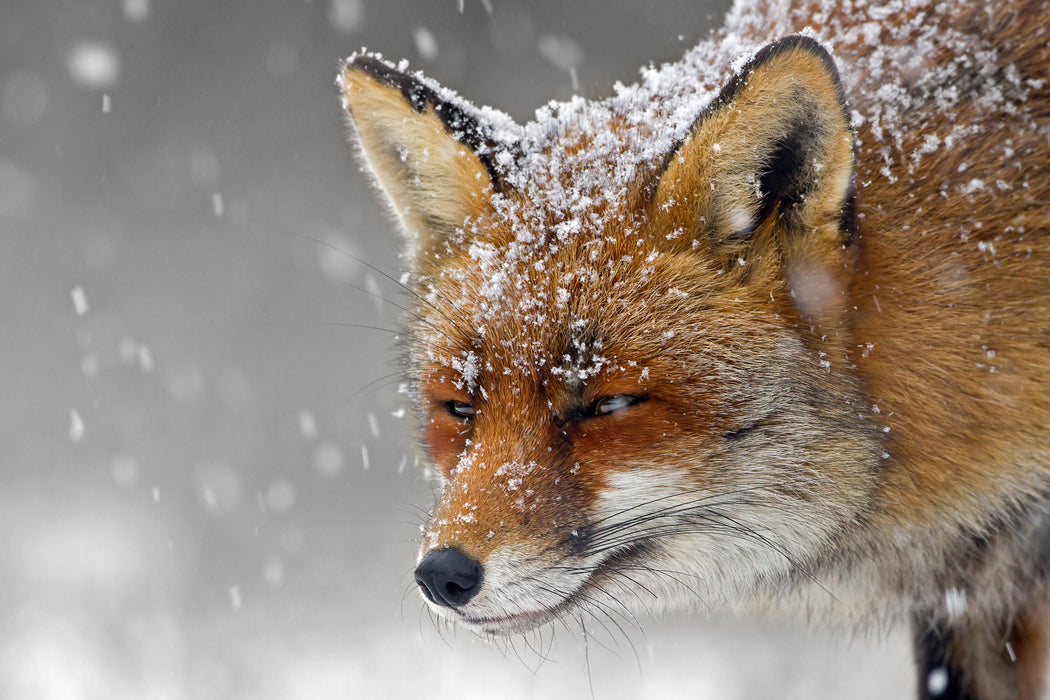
[339,34,884,634]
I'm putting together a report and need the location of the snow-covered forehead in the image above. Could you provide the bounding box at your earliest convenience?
[506,74,718,213]
[418,230,635,380]
[414,211,713,399]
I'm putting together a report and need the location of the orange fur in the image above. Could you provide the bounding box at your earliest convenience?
[341,1,1050,696]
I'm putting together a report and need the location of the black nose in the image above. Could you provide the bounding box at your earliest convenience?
[414,547,483,608]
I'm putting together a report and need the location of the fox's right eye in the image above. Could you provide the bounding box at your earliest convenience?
[445,401,475,419]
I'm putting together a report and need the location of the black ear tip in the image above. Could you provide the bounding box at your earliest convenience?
[345,52,396,75]
[341,50,521,188]
[766,34,835,62]
[746,35,842,87]
[343,53,433,113]
[343,53,388,81]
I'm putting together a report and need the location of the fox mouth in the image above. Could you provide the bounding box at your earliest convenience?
[455,543,652,635]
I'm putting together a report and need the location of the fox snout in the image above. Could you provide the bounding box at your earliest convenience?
[414,547,483,609]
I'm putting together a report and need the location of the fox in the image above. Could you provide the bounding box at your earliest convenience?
[338,0,1050,697]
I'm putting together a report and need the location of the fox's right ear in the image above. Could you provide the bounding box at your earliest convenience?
[339,55,515,268]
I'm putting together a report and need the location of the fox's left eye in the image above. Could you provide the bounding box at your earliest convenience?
[590,394,644,417]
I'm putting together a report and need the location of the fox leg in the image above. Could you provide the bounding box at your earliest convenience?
[913,601,1049,700]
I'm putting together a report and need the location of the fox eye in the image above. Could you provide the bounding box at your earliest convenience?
[445,400,475,419]
[590,394,644,417]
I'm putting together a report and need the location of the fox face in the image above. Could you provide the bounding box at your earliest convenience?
[339,0,1050,693]
[340,37,885,634]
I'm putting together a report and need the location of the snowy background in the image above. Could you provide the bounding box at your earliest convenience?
[3,0,912,697]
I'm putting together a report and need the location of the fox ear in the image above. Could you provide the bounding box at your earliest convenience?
[651,35,855,304]
[340,55,514,267]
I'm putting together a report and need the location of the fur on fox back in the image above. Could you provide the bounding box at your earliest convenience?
[341,0,1050,696]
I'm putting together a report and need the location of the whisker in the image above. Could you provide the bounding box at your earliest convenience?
[579,614,597,700]
[602,566,660,602]
[494,634,511,663]
[579,610,623,658]
[625,564,707,609]
[421,603,455,651]
[399,579,420,620]
[286,229,479,342]
[584,478,824,543]
[589,510,831,602]
[701,507,839,603]
[321,320,403,335]
[581,480,828,556]
[333,276,434,325]
[585,494,755,549]
[590,602,642,677]
[541,626,558,664]
[505,635,534,673]
[530,580,638,637]
[518,628,555,675]
[549,616,572,645]
[321,321,464,358]
[582,480,785,530]
[343,372,408,403]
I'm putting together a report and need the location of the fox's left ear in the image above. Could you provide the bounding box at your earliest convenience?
[340,55,514,269]
[651,36,855,314]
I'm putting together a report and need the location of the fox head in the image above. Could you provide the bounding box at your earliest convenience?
[340,36,883,634]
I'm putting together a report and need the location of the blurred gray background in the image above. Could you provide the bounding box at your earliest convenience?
[2,1,912,697]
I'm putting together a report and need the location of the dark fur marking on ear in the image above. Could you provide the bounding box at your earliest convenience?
[347,54,520,190]
[754,114,821,226]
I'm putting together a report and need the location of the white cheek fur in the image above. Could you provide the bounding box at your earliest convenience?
[587,467,840,612]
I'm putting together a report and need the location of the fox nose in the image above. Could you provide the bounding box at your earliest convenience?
[414,547,483,608]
